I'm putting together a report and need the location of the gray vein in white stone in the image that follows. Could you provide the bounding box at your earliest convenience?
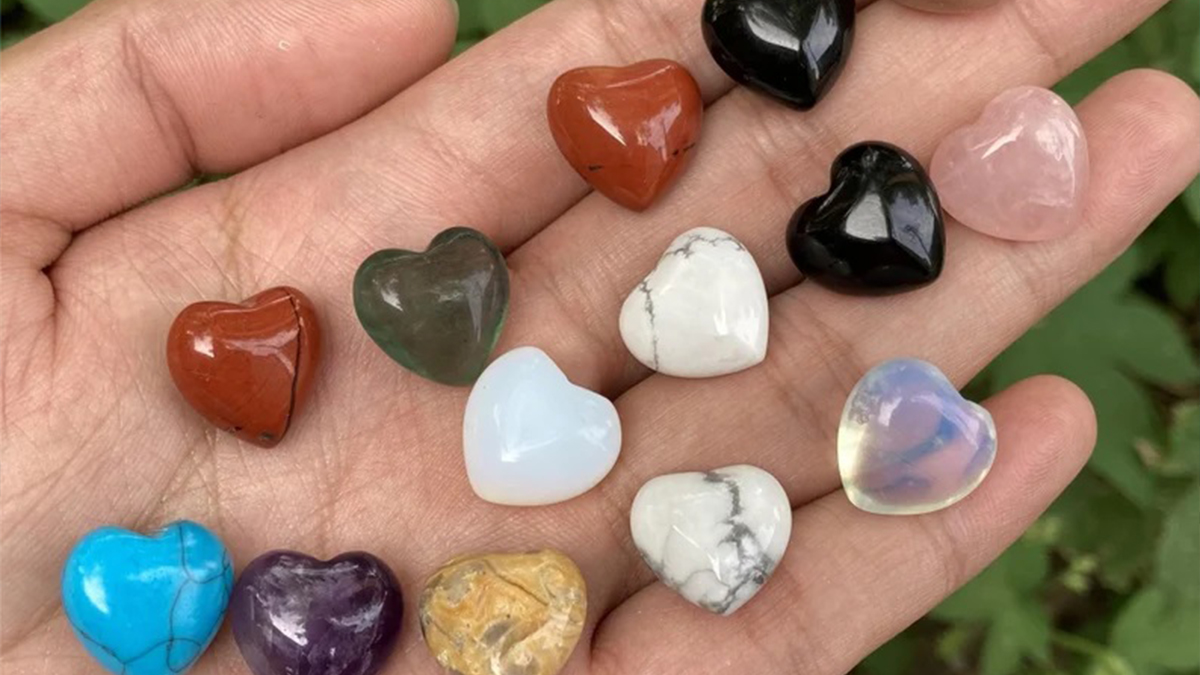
[637,279,660,370]
[664,232,746,259]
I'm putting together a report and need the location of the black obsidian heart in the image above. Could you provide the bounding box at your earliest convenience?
[230,551,403,675]
[702,0,855,110]
[786,142,945,294]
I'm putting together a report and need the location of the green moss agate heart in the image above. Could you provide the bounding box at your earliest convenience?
[354,228,509,386]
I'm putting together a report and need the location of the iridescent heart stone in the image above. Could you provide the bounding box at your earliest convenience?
[930,86,1089,242]
[839,359,996,515]
[229,551,403,675]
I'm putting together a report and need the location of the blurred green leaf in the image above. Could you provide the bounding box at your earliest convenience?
[935,540,1048,621]
[1056,41,1139,105]
[456,0,488,35]
[858,633,916,675]
[20,0,90,22]
[479,0,548,32]
[932,541,1051,675]
[987,250,1200,506]
[1047,473,1156,591]
[1110,587,1200,671]
[1140,201,1200,310]
[1163,402,1200,476]
[981,601,1052,675]
[1183,179,1200,225]
[936,623,977,669]
[452,37,481,56]
[0,8,48,48]
[1,0,20,13]
[1156,482,1200,605]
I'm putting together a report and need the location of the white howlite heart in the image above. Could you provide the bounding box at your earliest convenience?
[630,464,791,615]
[619,227,769,378]
[463,346,622,506]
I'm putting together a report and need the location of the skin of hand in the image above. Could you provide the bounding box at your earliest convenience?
[0,0,1197,672]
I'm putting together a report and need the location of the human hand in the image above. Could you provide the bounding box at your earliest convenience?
[1,0,1197,672]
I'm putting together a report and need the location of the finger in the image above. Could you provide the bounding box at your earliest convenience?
[592,67,1199,586]
[593,376,1096,675]
[0,0,457,256]
[52,0,889,307]
[502,0,1170,393]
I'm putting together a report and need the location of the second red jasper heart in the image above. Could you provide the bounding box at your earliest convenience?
[548,59,703,211]
[166,286,321,448]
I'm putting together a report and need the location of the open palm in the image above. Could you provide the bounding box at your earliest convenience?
[2,0,1197,672]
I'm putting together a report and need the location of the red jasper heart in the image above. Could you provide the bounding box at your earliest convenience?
[548,59,703,211]
[166,286,321,448]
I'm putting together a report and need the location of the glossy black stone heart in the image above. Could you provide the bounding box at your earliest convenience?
[230,551,403,675]
[702,0,855,110]
[786,142,945,294]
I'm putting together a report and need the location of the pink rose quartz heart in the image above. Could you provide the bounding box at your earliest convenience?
[930,86,1089,242]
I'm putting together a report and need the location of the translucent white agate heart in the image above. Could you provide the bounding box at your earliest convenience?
[463,346,621,506]
[630,465,790,615]
[839,359,996,515]
[930,86,1088,242]
[619,227,769,378]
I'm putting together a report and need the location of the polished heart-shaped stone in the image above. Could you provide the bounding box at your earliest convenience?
[167,286,321,448]
[931,86,1089,242]
[703,0,855,110]
[463,346,621,505]
[229,551,403,675]
[418,550,586,675]
[548,59,703,211]
[630,465,791,615]
[61,521,233,675]
[840,359,997,515]
[787,142,945,294]
[619,227,768,378]
[354,227,508,386]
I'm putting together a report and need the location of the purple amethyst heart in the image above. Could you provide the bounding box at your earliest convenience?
[230,551,403,675]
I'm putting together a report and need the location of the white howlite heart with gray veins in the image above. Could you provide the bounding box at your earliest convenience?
[630,464,791,615]
[619,227,768,378]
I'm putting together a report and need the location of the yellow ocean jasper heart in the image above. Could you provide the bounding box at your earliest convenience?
[418,550,587,675]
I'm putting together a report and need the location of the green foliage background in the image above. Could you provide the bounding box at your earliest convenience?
[3,0,1198,672]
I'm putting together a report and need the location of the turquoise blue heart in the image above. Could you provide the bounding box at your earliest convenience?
[61,520,234,675]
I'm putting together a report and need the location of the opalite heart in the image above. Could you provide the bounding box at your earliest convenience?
[630,465,791,615]
[61,521,234,675]
[418,550,586,675]
[931,86,1089,242]
[230,550,403,675]
[839,359,997,515]
[619,227,768,378]
[167,286,321,448]
[354,227,509,386]
[548,59,703,211]
[463,346,621,505]
[787,142,945,294]
[702,0,855,110]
